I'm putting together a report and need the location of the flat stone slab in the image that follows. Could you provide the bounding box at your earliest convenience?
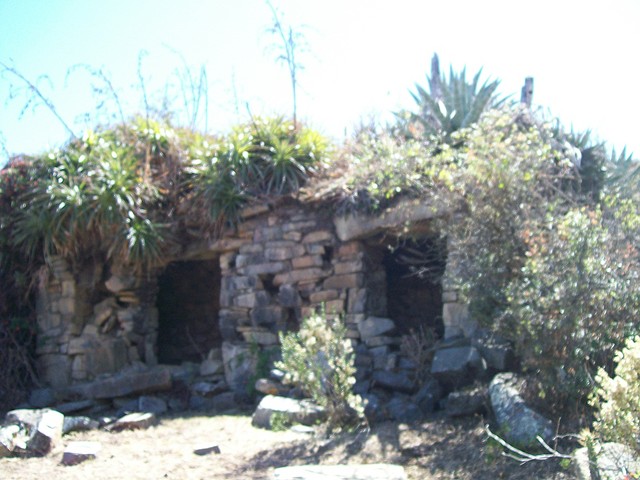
[61,441,101,466]
[86,368,172,399]
[193,443,221,456]
[273,464,407,479]
[252,395,326,430]
[108,412,157,431]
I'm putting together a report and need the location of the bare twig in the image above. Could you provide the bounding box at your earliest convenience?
[485,425,573,465]
[66,64,125,124]
[1,60,76,139]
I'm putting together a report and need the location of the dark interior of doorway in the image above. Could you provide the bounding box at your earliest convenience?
[156,259,221,365]
[382,237,446,338]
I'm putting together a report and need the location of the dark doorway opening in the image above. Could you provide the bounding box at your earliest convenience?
[156,259,221,364]
[382,237,446,338]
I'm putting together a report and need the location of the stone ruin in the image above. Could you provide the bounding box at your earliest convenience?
[33,196,493,411]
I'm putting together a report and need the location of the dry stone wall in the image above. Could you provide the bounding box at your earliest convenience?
[35,198,468,397]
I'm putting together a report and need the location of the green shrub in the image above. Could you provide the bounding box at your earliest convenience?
[592,336,640,452]
[499,207,640,410]
[275,310,365,433]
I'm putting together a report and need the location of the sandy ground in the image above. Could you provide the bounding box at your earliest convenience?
[0,410,575,480]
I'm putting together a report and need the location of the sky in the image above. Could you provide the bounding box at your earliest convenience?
[1,0,639,166]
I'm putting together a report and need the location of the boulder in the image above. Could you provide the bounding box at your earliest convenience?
[252,395,326,430]
[431,346,486,390]
[489,373,553,445]
[61,441,101,466]
[273,464,407,480]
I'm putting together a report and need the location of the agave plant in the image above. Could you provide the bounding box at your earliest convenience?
[398,54,504,140]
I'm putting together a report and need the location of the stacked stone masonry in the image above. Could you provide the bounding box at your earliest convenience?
[35,199,467,396]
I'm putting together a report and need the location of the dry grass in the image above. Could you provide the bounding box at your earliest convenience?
[0,411,576,479]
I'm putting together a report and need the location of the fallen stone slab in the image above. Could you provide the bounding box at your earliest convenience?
[252,395,326,430]
[107,412,157,432]
[61,441,101,466]
[357,317,396,340]
[62,416,100,435]
[86,368,172,399]
[489,373,553,445]
[193,443,221,456]
[273,464,407,480]
[54,399,97,415]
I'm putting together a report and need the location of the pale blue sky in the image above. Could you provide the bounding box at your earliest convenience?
[1,0,638,165]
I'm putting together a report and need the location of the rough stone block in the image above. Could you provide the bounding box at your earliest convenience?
[240,262,287,276]
[309,289,339,303]
[251,306,286,326]
[278,285,300,307]
[265,245,305,261]
[323,299,345,314]
[372,371,415,393]
[323,273,364,290]
[302,230,334,244]
[37,354,72,388]
[334,259,364,275]
[358,317,396,340]
[234,291,270,309]
[292,255,323,269]
[431,346,486,390]
[347,288,367,314]
[444,386,488,417]
[274,268,327,285]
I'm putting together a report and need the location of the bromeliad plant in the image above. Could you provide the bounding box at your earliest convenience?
[396,53,505,140]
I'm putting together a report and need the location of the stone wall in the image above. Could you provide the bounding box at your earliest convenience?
[35,198,465,395]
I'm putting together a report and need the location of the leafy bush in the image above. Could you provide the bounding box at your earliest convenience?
[499,207,640,409]
[592,336,640,452]
[275,311,365,433]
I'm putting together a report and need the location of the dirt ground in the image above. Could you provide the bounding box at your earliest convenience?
[0,410,576,480]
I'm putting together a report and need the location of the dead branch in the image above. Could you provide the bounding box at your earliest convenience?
[485,425,573,465]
